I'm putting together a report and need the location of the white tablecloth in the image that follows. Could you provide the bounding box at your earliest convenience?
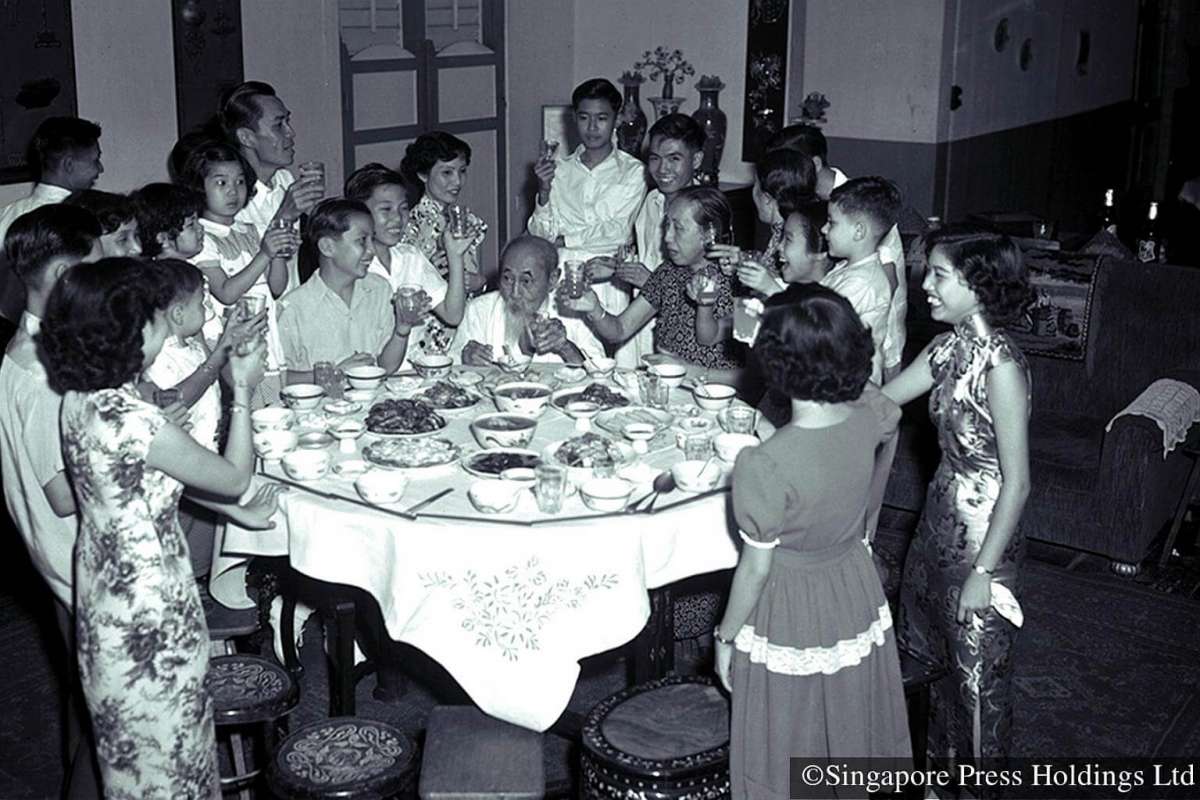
[220,369,741,730]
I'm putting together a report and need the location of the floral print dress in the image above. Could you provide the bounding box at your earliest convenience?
[62,385,217,799]
[897,314,1031,768]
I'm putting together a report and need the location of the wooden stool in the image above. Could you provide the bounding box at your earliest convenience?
[581,675,730,799]
[418,705,544,799]
[209,654,300,794]
[267,718,418,799]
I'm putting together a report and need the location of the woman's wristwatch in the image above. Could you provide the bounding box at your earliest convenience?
[972,563,994,576]
[713,627,735,646]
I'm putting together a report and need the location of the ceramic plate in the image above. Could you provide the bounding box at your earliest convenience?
[460,448,544,478]
[361,437,460,470]
[549,383,631,412]
[594,406,675,436]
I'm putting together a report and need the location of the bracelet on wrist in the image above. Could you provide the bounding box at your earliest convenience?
[972,563,994,576]
[713,626,735,646]
[586,307,606,323]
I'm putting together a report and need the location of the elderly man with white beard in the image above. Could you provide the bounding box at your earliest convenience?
[450,235,604,366]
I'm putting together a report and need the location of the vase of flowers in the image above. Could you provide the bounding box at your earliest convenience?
[636,46,695,118]
[616,70,648,156]
[691,76,727,185]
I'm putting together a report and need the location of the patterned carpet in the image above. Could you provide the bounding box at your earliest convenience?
[2,516,1199,798]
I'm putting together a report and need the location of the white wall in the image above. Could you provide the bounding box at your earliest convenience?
[572,0,755,184]
[0,1,344,208]
[0,0,177,206]
[801,0,947,145]
[242,0,345,191]
[506,0,576,236]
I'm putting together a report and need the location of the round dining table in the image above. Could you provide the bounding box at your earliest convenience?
[219,364,744,731]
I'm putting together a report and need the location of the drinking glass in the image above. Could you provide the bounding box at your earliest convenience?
[534,464,567,513]
[329,368,345,400]
[732,297,763,345]
[395,284,423,316]
[154,387,181,408]
[638,372,669,410]
[684,433,711,462]
[312,361,335,391]
[696,271,719,306]
[239,294,267,320]
[564,260,588,299]
[539,139,559,162]
[615,241,637,264]
[269,218,297,258]
[447,204,469,238]
[727,406,756,435]
[299,160,326,190]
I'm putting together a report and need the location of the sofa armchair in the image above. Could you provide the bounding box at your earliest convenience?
[884,252,1200,572]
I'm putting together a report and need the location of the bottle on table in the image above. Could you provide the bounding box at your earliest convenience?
[1136,201,1166,263]
[1099,188,1119,237]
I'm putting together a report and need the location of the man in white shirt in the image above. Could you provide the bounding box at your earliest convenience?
[0,116,103,322]
[220,81,324,291]
[0,204,103,794]
[528,78,646,364]
[452,235,603,366]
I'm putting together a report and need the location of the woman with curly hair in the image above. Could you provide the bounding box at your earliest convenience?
[883,224,1032,773]
[399,131,488,299]
[714,283,910,799]
[38,257,267,798]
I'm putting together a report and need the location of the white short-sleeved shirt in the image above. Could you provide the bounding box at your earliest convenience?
[0,312,75,606]
[368,242,450,369]
[236,167,300,291]
[192,217,285,371]
[143,335,221,451]
[0,184,72,322]
[820,253,892,384]
[277,272,396,371]
[448,291,604,365]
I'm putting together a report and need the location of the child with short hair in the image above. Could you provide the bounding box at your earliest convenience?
[140,259,260,451]
[178,141,294,404]
[63,189,143,257]
[820,176,901,384]
[344,162,468,361]
[715,284,910,799]
[277,198,427,381]
[133,182,206,261]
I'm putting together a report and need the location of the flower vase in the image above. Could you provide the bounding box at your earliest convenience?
[649,96,685,120]
[616,81,648,157]
[692,80,727,186]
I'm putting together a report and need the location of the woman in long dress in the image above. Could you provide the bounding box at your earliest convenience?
[39,257,269,798]
[883,224,1032,773]
[715,284,910,799]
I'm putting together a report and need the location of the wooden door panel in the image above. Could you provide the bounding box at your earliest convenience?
[456,129,499,268]
[436,65,496,122]
[353,138,415,170]
[352,70,420,130]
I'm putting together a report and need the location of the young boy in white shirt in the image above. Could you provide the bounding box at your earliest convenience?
[63,189,144,257]
[344,163,468,362]
[820,177,902,384]
[134,182,207,262]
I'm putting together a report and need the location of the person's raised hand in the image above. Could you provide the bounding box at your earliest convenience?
[442,223,476,260]
[461,340,495,367]
[584,256,617,283]
[685,273,716,306]
[217,309,268,356]
[736,260,781,297]
[392,290,432,333]
[260,226,297,260]
[533,158,556,202]
[614,261,651,289]
[557,286,600,317]
[530,317,568,355]
[229,338,267,388]
[279,177,325,219]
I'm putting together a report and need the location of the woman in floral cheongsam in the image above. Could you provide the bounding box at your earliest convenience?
[400,131,489,303]
[883,225,1032,779]
[39,258,268,799]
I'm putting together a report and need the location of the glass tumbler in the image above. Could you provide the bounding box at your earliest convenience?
[684,433,711,462]
[534,464,567,514]
[726,406,756,435]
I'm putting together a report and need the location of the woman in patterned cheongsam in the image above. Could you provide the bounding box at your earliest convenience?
[400,132,489,303]
[883,225,1033,776]
[38,258,269,799]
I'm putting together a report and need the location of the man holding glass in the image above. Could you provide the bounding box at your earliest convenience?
[221,81,325,291]
[527,78,645,366]
[451,236,603,366]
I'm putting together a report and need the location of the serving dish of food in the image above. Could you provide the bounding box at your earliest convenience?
[361,437,460,470]
[460,448,543,478]
[365,398,447,437]
[549,382,631,412]
[414,380,479,410]
[543,433,636,471]
[594,406,675,435]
